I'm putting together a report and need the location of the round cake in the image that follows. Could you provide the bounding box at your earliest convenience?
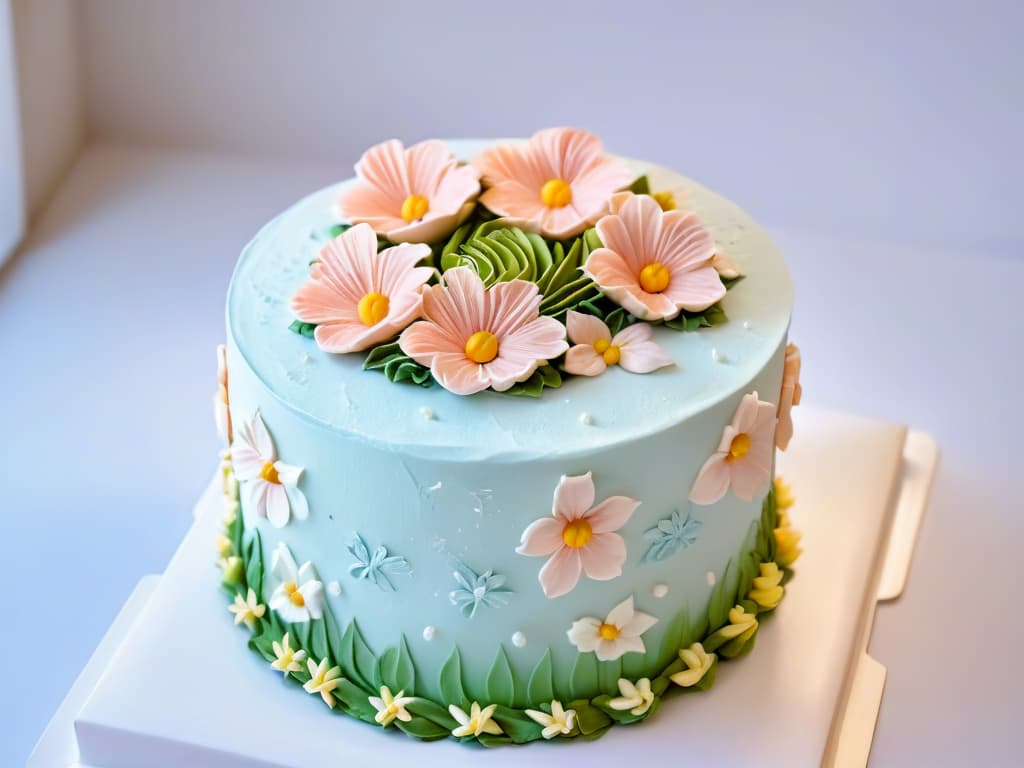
[214,129,803,745]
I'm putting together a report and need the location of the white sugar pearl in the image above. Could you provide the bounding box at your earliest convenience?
[327,581,342,597]
[512,631,527,648]
[579,412,595,426]
[652,583,669,599]
[422,625,437,641]
[706,570,717,586]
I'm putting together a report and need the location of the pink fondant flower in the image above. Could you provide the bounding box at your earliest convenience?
[689,392,776,505]
[399,267,568,396]
[563,310,673,377]
[584,194,725,321]
[335,139,481,244]
[232,411,309,528]
[473,127,634,240]
[516,472,640,599]
[775,343,802,451]
[290,223,433,354]
[214,344,232,444]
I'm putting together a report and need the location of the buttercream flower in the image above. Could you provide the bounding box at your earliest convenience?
[231,410,308,528]
[608,677,655,716]
[719,604,758,644]
[449,701,503,739]
[670,642,716,688]
[567,595,658,661]
[585,194,725,321]
[712,251,742,280]
[748,562,784,609]
[525,700,576,739]
[775,476,795,512]
[271,632,307,674]
[214,344,231,444]
[290,223,433,354]
[775,343,802,450]
[689,392,776,505]
[303,658,343,708]
[473,127,633,239]
[228,588,266,630]
[399,267,568,395]
[563,310,673,377]
[268,543,325,623]
[516,472,640,598]
[369,685,415,727]
[334,139,480,243]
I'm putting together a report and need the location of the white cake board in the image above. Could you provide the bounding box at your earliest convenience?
[29,407,937,768]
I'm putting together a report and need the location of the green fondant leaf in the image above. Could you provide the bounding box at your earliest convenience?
[526,649,554,705]
[288,319,317,339]
[328,223,351,239]
[395,716,450,741]
[244,529,263,598]
[309,619,330,664]
[335,678,378,721]
[592,694,646,725]
[492,705,544,743]
[438,647,468,709]
[757,485,779,562]
[338,620,377,690]
[501,364,562,398]
[363,341,433,387]
[405,697,459,730]
[628,175,651,195]
[378,635,416,696]
[597,658,622,696]
[569,652,599,699]
[570,699,613,736]
[485,647,516,707]
[707,558,735,632]
[655,604,691,670]
[662,303,730,332]
[289,621,312,655]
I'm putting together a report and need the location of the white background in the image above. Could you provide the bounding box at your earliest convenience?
[4,1,1023,766]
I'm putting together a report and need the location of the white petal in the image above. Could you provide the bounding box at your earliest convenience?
[298,560,320,582]
[274,461,304,486]
[301,581,325,620]
[265,484,291,528]
[271,543,300,583]
[249,410,277,459]
[274,601,310,624]
[567,618,601,653]
[242,480,269,518]
[622,609,659,638]
[283,483,309,521]
[605,595,635,628]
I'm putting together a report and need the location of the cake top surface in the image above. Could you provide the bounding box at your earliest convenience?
[228,137,792,462]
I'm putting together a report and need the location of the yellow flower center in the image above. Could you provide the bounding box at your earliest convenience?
[728,433,751,460]
[593,338,621,366]
[639,262,671,293]
[598,623,620,640]
[284,581,305,607]
[540,178,573,208]
[562,519,593,548]
[259,461,281,484]
[653,190,677,211]
[400,194,429,222]
[465,330,499,364]
[357,291,390,326]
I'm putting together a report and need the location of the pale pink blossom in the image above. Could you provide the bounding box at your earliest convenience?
[473,127,633,240]
[775,343,802,450]
[585,194,725,321]
[516,472,640,598]
[214,344,232,444]
[689,392,776,505]
[232,411,308,528]
[563,310,673,377]
[335,139,480,243]
[290,223,433,354]
[399,267,567,396]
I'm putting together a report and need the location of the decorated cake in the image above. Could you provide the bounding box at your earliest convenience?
[213,128,804,746]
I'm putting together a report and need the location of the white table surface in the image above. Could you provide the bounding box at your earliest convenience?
[3,145,1021,766]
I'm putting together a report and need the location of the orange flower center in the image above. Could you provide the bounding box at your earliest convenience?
[593,338,621,366]
[357,291,390,326]
[540,178,573,208]
[728,433,751,460]
[259,461,281,484]
[562,519,593,548]
[598,623,620,640]
[465,330,499,364]
[400,194,430,222]
[639,262,671,293]
[284,581,305,607]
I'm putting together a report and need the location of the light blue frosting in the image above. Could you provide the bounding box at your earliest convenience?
[225,141,792,701]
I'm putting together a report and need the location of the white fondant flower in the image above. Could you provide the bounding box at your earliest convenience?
[517,472,640,599]
[449,701,503,739]
[228,588,266,630]
[231,410,309,528]
[689,392,776,505]
[269,543,325,623]
[525,700,576,739]
[271,632,308,674]
[671,642,716,688]
[608,677,655,716]
[303,658,343,708]
[567,595,658,661]
[369,685,415,727]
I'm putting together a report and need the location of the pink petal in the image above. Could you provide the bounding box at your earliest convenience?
[497,315,568,363]
[657,210,716,272]
[478,182,545,224]
[313,318,398,354]
[530,127,603,182]
[566,311,611,346]
[431,163,481,215]
[335,183,406,233]
[540,203,588,240]
[399,320,463,365]
[614,285,681,321]
[482,353,542,393]
[553,472,596,520]
[564,345,607,376]
[290,277,359,326]
[487,279,543,338]
[384,206,471,244]
[538,546,582,598]
[586,496,640,533]
[266,484,291,528]
[584,248,640,291]
[614,325,674,373]
[231,441,266,481]
[516,517,565,557]
[578,532,627,581]
[406,139,452,199]
[596,194,663,272]
[318,223,379,298]
[689,453,731,505]
[732,392,761,434]
[661,263,726,313]
[729,457,771,501]
[375,242,432,295]
[473,142,545,190]
[569,157,635,222]
[430,351,491,396]
[438,267,487,336]
[356,139,411,198]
